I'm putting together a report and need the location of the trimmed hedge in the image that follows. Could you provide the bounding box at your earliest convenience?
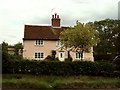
[94,54,115,62]
[2,60,120,77]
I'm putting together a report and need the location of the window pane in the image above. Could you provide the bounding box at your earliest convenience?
[38,40,40,45]
[38,53,40,58]
[41,53,44,58]
[76,52,80,59]
[36,40,38,45]
[60,53,63,58]
[35,53,37,58]
[40,40,43,45]
[76,53,78,58]
[78,53,80,58]
[36,40,43,45]
[35,52,44,59]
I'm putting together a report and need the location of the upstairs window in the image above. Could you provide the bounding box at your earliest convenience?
[56,40,62,46]
[36,40,44,46]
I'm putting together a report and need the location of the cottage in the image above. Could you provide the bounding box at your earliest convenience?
[23,13,94,61]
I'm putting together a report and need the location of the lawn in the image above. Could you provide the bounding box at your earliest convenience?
[2,74,120,89]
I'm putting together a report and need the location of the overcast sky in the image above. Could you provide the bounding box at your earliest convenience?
[0,0,120,45]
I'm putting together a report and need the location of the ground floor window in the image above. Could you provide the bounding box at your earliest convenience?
[35,52,44,59]
[76,52,81,59]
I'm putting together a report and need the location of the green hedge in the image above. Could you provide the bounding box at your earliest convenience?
[2,60,120,77]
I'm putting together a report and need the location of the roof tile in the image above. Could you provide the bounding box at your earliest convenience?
[23,25,68,40]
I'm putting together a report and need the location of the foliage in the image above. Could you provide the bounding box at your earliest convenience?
[113,55,120,64]
[45,55,59,61]
[51,50,56,59]
[93,19,120,61]
[45,50,59,61]
[60,21,99,60]
[61,21,99,51]
[1,41,23,62]
[2,41,8,53]
[51,50,56,56]
[64,54,72,62]
[14,42,23,55]
[117,20,120,54]
[1,42,10,61]
[94,54,114,62]
[3,60,120,77]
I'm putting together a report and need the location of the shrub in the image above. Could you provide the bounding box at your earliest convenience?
[45,55,59,61]
[94,54,114,62]
[45,50,59,61]
[2,60,119,77]
[51,50,56,57]
[65,54,73,62]
[45,55,53,60]
[96,62,116,77]
[64,58,72,62]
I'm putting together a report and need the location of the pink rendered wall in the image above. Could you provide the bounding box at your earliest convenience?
[23,40,94,61]
[23,40,57,60]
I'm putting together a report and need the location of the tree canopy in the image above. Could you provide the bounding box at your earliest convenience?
[14,42,23,55]
[60,21,99,51]
[94,19,119,55]
[60,21,99,59]
[93,19,120,61]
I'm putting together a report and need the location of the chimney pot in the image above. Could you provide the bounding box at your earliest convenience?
[51,13,61,27]
[57,15,59,18]
[55,13,57,18]
[52,15,54,18]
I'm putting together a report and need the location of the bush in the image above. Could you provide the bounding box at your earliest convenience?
[2,60,119,77]
[45,50,59,61]
[65,54,73,62]
[45,55,59,61]
[96,62,116,77]
[94,54,115,62]
[64,58,72,62]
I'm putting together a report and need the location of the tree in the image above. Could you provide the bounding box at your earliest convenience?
[1,41,9,60]
[60,21,99,60]
[116,20,120,55]
[14,42,23,56]
[2,41,8,53]
[94,19,118,54]
[93,19,119,61]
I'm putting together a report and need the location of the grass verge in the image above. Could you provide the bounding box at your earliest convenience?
[2,74,120,89]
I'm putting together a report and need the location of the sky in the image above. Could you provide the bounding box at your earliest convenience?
[0,0,120,45]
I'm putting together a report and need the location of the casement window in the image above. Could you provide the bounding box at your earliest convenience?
[36,40,44,45]
[56,40,62,46]
[76,52,81,59]
[35,52,44,59]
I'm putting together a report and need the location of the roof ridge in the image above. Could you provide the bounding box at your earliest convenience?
[25,25,51,27]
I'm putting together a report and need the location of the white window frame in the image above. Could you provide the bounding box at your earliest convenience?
[76,52,81,59]
[35,40,44,46]
[58,51,65,61]
[35,52,44,59]
[56,40,62,47]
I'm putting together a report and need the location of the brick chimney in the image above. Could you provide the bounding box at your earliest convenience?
[51,13,61,27]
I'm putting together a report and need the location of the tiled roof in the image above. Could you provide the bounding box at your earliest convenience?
[23,25,68,40]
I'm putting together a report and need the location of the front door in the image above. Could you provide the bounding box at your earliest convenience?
[58,52,65,61]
